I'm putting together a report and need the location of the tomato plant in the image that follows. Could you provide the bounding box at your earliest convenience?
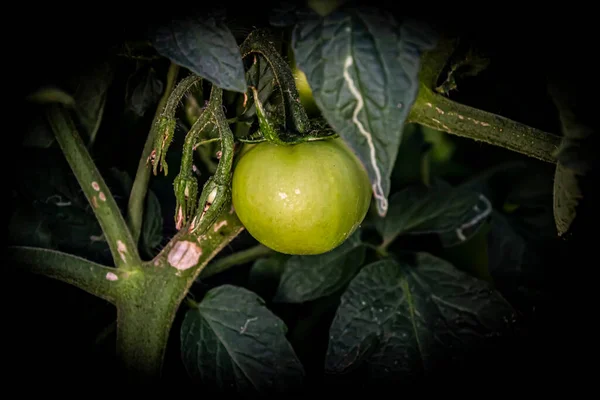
[10,1,593,393]
[232,138,371,255]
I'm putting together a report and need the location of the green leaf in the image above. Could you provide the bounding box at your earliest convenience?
[553,162,582,236]
[107,168,163,257]
[151,14,247,93]
[247,254,288,301]
[375,183,492,247]
[67,60,115,147]
[325,253,516,382]
[273,230,366,303]
[486,211,525,277]
[548,74,596,236]
[23,112,56,148]
[389,124,427,189]
[269,1,299,27]
[10,149,110,263]
[239,54,278,123]
[125,64,164,118]
[292,8,437,216]
[181,285,305,393]
[140,188,163,258]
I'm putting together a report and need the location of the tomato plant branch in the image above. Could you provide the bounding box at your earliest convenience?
[46,104,141,269]
[241,29,309,135]
[412,35,560,163]
[199,244,275,279]
[115,80,242,381]
[127,62,179,244]
[8,246,126,304]
[409,87,560,163]
[115,207,244,381]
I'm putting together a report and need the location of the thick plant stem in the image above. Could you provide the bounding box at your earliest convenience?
[116,284,180,381]
[200,244,274,279]
[46,104,141,269]
[127,63,179,244]
[115,206,244,381]
[412,36,561,164]
[409,87,561,163]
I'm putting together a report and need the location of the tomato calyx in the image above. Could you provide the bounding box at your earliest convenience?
[239,85,338,146]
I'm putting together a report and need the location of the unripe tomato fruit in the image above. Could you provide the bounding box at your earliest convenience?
[232,138,372,255]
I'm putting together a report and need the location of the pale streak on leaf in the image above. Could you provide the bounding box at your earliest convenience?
[343,56,387,213]
[455,194,492,241]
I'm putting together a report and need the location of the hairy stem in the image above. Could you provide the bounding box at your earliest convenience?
[199,244,274,279]
[127,62,179,244]
[409,87,560,163]
[412,36,560,163]
[46,104,141,269]
[116,207,244,381]
[241,29,309,134]
[8,246,127,303]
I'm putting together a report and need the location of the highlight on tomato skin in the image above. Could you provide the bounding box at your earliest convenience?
[231,137,372,255]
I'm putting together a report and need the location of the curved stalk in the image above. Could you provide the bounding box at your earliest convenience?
[46,104,141,269]
[116,207,244,381]
[127,62,179,244]
[199,244,274,279]
[411,35,560,163]
[409,87,560,163]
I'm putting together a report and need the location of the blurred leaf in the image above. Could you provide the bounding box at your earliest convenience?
[269,1,299,27]
[273,230,365,304]
[239,54,278,124]
[439,221,492,283]
[10,149,110,263]
[23,111,56,148]
[325,253,516,384]
[26,86,75,106]
[247,254,289,301]
[151,12,246,93]
[108,168,163,257]
[486,210,547,315]
[487,211,526,278]
[67,60,115,147]
[435,45,490,96]
[375,182,492,247]
[548,73,596,236]
[8,206,53,249]
[125,64,164,118]
[180,285,305,393]
[421,126,455,163]
[140,189,163,258]
[389,124,427,189]
[553,162,582,236]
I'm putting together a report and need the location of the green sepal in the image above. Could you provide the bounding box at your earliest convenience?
[251,86,286,145]
[150,117,176,176]
[188,177,230,234]
[173,172,198,230]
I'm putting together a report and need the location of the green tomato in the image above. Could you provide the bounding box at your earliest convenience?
[231,138,372,255]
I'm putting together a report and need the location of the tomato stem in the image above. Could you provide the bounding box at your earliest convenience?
[240,29,310,135]
[411,36,560,164]
[115,208,245,382]
[127,62,179,244]
[409,87,560,164]
[199,244,275,279]
[45,104,142,270]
